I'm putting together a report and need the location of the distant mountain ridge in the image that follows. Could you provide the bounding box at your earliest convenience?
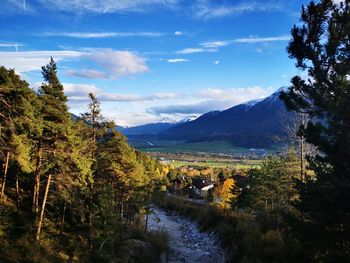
[120,87,295,148]
[119,116,198,135]
[118,122,175,135]
[159,87,294,147]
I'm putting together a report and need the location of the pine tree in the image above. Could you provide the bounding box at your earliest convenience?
[280,0,350,260]
[35,57,72,241]
[80,93,104,251]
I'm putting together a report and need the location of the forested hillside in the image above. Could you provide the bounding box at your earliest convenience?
[0,60,169,262]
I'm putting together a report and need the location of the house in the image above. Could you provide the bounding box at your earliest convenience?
[188,177,214,199]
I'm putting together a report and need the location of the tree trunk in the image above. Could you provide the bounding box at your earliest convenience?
[35,174,51,241]
[16,172,20,214]
[60,200,67,235]
[119,201,124,241]
[144,213,149,233]
[0,151,10,202]
[300,113,306,182]
[33,147,42,213]
[89,184,93,252]
[120,201,124,221]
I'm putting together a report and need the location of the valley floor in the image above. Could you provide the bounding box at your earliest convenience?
[148,206,225,263]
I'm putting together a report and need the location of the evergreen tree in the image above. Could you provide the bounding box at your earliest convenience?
[80,92,104,251]
[35,57,72,240]
[280,0,350,259]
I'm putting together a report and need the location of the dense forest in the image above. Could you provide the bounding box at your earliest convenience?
[0,59,169,262]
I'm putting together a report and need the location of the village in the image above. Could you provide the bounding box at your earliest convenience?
[162,162,249,209]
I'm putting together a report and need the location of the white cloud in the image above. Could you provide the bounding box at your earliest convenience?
[85,49,148,79]
[66,69,106,79]
[153,92,179,99]
[213,60,220,65]
[174,31,183,36]
[176,48,217,54]
[40,31,164,38]
[148,86,275,115]
[192,0,282,20]
[63,83,179,103]
[0,49,149,79]
[36,0,179,14]
[0,50,81,73]
[197,86,273,102]
[167,58,189,63]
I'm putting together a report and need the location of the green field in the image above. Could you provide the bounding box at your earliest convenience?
[129,138,274,156]
[169,159,261,169]
[128,137,275,169]
[148,151,262,169]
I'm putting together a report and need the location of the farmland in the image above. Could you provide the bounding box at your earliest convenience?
[147,152,262,169]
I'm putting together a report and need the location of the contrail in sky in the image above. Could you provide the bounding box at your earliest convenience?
[23,0,26,12]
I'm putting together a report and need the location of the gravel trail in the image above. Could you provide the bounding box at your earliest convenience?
[148,206,226,263]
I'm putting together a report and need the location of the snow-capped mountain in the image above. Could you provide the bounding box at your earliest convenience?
[159,87,294,147]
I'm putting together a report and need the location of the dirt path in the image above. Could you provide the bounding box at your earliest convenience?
[148,206,226,263]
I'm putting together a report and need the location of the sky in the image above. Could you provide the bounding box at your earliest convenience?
[0,0,323,127]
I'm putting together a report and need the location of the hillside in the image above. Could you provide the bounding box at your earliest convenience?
[158,88,295,147]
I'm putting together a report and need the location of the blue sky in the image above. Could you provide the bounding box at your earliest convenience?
[0,0,318,126]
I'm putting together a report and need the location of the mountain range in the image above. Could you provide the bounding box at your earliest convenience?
[120,87,295,148]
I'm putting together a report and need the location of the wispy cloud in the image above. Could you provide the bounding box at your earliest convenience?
[176,48,217,54]
[174,31,184,36]
[40,31,164,38]
[36,0,179,14]
[200,35,290,50]
[167,58,189,63]
[192,0,282,20]
[1,0,32,14]
[201,40,230,48]
[0,43,23,51]
[233,36,290,43]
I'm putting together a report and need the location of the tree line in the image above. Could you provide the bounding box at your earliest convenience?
[0,58,168,262]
